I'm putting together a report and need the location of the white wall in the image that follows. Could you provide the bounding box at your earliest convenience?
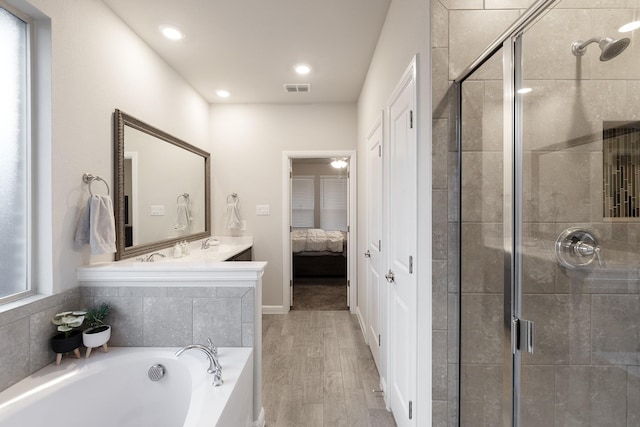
[356,0,432,420]
[22,0,210,293]
[210,104,356,307]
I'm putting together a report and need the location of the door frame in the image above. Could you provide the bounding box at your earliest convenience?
[281,150,357,313]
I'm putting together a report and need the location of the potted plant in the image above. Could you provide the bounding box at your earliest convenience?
[82,302,112,358]
[51,310,86,365]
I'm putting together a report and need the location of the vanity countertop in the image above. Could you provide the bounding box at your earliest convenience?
[77,235,265,284]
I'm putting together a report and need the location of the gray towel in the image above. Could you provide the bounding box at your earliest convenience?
[74,195,116,254]
[226,199,242,230]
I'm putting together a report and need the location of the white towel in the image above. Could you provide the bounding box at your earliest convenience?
[174,200,192,231]
[74,195,116,254]
[225,198,242,230]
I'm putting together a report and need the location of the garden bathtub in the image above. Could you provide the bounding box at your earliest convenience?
[0,347,253,427]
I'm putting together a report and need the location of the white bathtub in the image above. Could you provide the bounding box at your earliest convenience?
[0,347,253,427]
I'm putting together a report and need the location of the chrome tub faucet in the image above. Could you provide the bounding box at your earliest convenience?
[175,339,223,386]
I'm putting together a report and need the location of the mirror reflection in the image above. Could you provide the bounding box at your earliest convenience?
[114,109,210,260]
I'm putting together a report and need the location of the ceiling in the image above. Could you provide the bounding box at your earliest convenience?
[102,0,392,104]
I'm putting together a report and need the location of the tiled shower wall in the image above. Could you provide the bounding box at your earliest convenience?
[434,0,640,426]
[432,1,535,425]
[0,284,254,394]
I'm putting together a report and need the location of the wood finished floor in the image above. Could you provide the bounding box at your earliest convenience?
[262,311,397,427]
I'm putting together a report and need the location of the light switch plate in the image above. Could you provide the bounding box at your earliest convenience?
[256,205,270,216]
[150,205,165,216]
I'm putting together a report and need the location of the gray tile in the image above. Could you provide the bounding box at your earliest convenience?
[555,366,627,426]
[449,10,520,79]
[461,152,503,223]
[432,400,448,427]
[485,0,536,7]
[447,294,459,364]
[592,295,640,365]
[439,0,483,9]
[242,288,255,323]
[104,297,143,346]
[433,260,448,330]
[29,306,59,372]
[522,294,591,365]
[80,286,119,297]
[447,363,459,427]
[193,298,242,346]
[459,364,502,426]
[0,318,30,391]
[460,294,503,364]
[432,48,451,119]
[167,286,218,298]
[143,297,193,346]
[242,322,254,347]
[433,119,449,190]
[118,286,167,297]
[217,287,251,298]
[433,190,449,260]
[520,366,555,427]
[461,223,503,294]
[433,330,448,400]
[629,366,640,426]
[431,0,448,48]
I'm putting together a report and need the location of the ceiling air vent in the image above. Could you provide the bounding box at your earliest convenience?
[284,83,311,93]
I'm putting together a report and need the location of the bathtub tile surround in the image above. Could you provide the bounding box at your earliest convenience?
[0,288,80,392]
[77,251,266,426]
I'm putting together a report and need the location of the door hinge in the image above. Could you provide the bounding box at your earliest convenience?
[290,225,293,232]
[409,401,413,419]
[378,240,381,251]
[347,225,350,233]
[290,171,292,178]
[409,256,413,274]
[347,280,350,288]
[347,171,350,178]
[378,145,382,157]
[409,110,413,129]
[378,334,381,347]
[290,279,293,287]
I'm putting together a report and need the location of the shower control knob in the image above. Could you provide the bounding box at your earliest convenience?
[385,270,395,283]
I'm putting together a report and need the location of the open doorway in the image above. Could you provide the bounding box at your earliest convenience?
[282,151,356,312]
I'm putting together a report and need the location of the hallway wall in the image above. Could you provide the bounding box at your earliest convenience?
[210,103,356,309]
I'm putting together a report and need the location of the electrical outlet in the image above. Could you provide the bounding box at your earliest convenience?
[256,205,270,216]
[240,220,247,231]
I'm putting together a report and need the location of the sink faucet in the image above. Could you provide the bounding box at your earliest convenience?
[145,252,166,262]
[201,237,219,249]
[175,340,223,386]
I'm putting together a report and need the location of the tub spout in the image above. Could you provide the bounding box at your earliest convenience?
[175,343,223,386]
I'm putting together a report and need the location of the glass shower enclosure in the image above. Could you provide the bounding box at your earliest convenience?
[457,0,640,425]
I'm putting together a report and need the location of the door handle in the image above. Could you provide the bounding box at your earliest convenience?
[364,250,371,258]
[385,269,395,283]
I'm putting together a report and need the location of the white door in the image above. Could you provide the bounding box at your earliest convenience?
[366,116,383,372]
[386,59,417,426]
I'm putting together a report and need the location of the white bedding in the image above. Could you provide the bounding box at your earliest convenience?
[292,229,346,253]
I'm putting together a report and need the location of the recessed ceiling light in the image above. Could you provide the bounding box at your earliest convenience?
[159,25,184,41]
[619,21,640,33]
[294,64,312,75]
[216,90,230,98]
[517,87,533,94]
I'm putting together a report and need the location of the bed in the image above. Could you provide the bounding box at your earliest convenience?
[292,229,347,277]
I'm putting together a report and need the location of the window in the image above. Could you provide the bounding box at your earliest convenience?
[0,4,31,303]
[320,177,347,231]
[291,177,314,228]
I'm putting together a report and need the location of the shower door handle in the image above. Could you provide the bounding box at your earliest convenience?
[364,250,371,258]
[512,318,535,354]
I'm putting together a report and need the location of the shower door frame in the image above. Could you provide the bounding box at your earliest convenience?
[454,1,559,426]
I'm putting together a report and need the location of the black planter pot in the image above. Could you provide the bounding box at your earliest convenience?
[50,329,82,354]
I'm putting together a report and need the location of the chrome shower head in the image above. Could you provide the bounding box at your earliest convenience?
[571,36,631,61]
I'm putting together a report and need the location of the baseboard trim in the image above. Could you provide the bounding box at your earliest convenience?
[262,305,289,315]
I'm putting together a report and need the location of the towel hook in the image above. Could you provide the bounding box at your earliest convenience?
[177,193,190,203]
[82,173,110,196]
